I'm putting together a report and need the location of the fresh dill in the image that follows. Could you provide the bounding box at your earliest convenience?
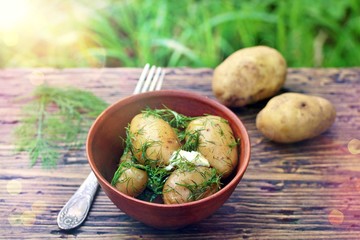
[111,159,146,185]
[142,106,204,151]
[180,129,202,152]
[145,165,171,198]
[14,84,108,168]
[111,152,170,202]
[111,161,132,186]
[142,106,197,129]
[176,167,221,202]
[229,138,241,150]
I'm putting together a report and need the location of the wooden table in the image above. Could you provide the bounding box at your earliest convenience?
[1,68,359,239]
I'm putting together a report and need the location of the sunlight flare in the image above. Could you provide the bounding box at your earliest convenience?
[328,209,344,225]
[0,0,29,30]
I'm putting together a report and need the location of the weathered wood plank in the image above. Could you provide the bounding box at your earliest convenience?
[0,68,359,239]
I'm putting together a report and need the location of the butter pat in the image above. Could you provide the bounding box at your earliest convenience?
[165,150,210,171]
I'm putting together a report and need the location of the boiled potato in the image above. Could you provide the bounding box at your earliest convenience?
[186,115,238,178]
[163,166,219,204]
[129,113,180,166]
[114,166,148,197]
[119,150,132,163]
[256,93,336,143]
[212,46,287,107]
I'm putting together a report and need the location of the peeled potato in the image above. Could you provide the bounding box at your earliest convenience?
[129,113,181,166]
[115,166,148,197]
[212,46,287,107]
[162,166,219,204]
[185,115,238,178]
[256,93,336,143]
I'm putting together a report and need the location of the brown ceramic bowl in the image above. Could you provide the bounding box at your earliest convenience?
[86,90,250,229]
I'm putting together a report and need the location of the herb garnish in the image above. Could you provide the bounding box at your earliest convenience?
[14,85,108,168]
[141,106,203,151]
[111,107,237,203]
[177,167,221,201]
[142,106,196,129]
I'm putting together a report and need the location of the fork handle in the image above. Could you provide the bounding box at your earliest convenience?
[57,171,99,230]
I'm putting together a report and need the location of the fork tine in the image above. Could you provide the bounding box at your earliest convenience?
[141,65,156,93]
[134,64,164,94]
[155,69,165,91]
[134,63,150,94]
[149,67,162,91]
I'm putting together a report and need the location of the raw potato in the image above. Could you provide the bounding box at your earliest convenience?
[115,166,148,197]
[186,116,238,178]
[163,166,219,204]
[129,113,181,166]
[256,93,336,143]
[212,46,287,107]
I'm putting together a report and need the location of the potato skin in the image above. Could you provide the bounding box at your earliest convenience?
[212,46,287,107]
[115,167,148,197]
[162,166,219,204]
[256,93,336,143]
[186,116,238,178]
[129,113,181,166]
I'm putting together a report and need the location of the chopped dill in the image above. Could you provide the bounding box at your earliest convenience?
[229,138,241,149]
[176,167,221,202]
[179,129,202,152]
[14,84,108,168]
[142,106,197,129]
[145,165,171,199]
[111,161,133,186]
[111,159,146,185]
[111,154,171,202]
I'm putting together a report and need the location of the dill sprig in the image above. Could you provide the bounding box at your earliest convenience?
[14,84,108,168]
[180,129,202,152]
[111,160,145,186]
[142,106,197,129]
[177,167,221,202]
[145,165,171,198]
[111,153,170,202]
[141,106,203,151]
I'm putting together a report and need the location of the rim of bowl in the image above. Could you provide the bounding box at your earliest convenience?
[87,90,251,209]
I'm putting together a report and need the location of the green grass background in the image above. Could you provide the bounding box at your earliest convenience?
[0,0,359,68]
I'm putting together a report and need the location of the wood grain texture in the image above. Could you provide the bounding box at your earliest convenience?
[0,67,359,239]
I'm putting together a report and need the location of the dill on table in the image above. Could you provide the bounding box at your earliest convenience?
[14,85,108,168]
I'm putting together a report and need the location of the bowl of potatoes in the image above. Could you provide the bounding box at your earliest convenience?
[86,90,251,229]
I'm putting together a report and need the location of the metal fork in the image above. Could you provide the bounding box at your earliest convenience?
[57,64,165,230]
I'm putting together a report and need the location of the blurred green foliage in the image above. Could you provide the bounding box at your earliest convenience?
[0,0,359,68]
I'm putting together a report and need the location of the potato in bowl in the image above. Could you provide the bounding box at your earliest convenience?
[86,90,251,229]
[111,107,239,204]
